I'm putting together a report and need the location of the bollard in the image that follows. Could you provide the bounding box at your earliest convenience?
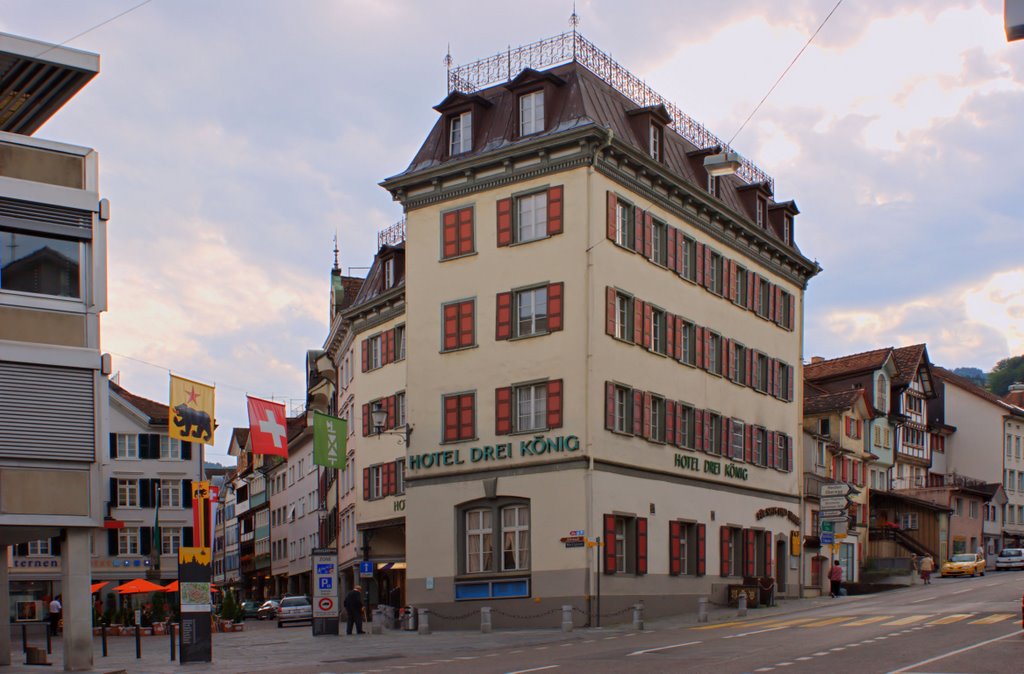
[135,625,141,659]
[101,625,108,657]
[370,607,383,635]
[169,623,176,661]
[561,605,574,633]
[417,608,431,635]
[21,624,26,654]
[632,601,644,631]
[697,596,709,623]
[480,606,492,633]
[737,592,748,617]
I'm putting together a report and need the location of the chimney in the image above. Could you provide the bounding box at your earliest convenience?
[1005,382,1024,407]
[810,356,824,364]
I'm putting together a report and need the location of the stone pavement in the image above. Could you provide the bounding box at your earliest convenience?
[1,592,868,673]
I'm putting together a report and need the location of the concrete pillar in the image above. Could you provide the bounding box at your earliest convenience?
[480,606,492,633]
[61,528,92,671]
[737,592,748,617]
[560,605,573,632]
[697,596,709,623]
[0,547,10,665]
[632,601,644,631]
[417,608,430,635]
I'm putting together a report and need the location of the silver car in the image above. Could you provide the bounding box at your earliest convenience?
[996,547,1024,571]
[276,596,312,628]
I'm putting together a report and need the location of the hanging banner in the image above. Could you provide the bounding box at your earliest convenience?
[191,481,211,549]
[247,396,289,457]
[177,546,212,663]
[311,547,339,636]
[313,412,348,469]
[169,375,216,445]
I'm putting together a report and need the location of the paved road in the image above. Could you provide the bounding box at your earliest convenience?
[10,572,1024,672]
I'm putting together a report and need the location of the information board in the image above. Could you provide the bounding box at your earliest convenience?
[312,548,339,636]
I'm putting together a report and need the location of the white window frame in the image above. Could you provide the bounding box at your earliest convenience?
[501,504,530,571]
[370,334,383,369]
[27,540,51,556]
[161,528,182,556]
[731,420,745,460]
[519,90,544,136]
[116,434,138,459]
[160,479,181,508]
[651,308,665,354]
[649,123,661,160]
[650,395,666,442]
[615,292,632,341]
[396,391,407,427]
[466,508,493,573]
[160,436,181,460]
[515,191,548,244]
[118,527,140,556]
[615,200,633,248]
[396,324,406,361]
[514,286,548,337]
[450,111,472,155]
[515,382,548,433]
[117,479,139,508]
[614,386,630,434]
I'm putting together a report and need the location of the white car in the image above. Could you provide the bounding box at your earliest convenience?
[995,547,1024,571]
[276,596,312,628]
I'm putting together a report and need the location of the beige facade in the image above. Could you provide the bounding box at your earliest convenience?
[382,54,817,624]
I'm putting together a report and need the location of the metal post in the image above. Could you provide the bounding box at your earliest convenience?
[596,536,602,628]
[632,601,644,631]
[135,625,141,659]
[697,596,709,623]
[45,624,51,654]
[169,623,176,661]
[737,592,748,617]
[561,605,573,632]
[480,606,492,633]
[417,608,431,635]
[21,624,26,654]
[100,625,107,657]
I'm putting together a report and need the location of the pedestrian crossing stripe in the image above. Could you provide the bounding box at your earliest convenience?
[692,617,781,630]
[927,614,975,625]
[882,615,933,626]
[844,616,894,626]
[969,613,1014,625]
[803,616,853,628]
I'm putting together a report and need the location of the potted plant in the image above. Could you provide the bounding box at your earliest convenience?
[151,594,167,635]
[218,590,237,632]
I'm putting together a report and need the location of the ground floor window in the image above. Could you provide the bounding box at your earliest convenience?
[669,521,705,576]
[460,499,531,576]
[604,513,647,575]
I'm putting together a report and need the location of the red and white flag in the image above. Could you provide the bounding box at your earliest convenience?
[247,396,288,457]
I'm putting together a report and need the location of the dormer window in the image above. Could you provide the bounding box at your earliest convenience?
[783,215,792,244]
[450,111,472,155]
[384,257,395,290]
[707,174,718,197]
[519,90,544,136]
[756,198,766,228]
[649,123,661,161]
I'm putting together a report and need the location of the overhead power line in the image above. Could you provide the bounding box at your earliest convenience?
[32,0,157,60]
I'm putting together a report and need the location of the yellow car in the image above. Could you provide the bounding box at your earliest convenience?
[941,553,986,577]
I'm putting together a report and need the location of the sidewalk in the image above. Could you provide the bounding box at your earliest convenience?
[1,592,880,673]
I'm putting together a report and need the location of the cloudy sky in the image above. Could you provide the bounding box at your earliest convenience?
[4,1,1021,463]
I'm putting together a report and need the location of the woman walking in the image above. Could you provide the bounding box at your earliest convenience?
[828,561,844,598]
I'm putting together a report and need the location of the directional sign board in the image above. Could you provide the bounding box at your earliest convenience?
[821,514,850,523]
[820,532,835,545]
[312,548,338,636]
[820,509,848,519]
[820,521,834,533]
[820,484,852,497]
[820,496,851,510]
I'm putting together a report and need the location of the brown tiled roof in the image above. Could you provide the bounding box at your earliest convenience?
[337,275,364,312]
[286,414,307,443]
[803,390,866,416]
[892,344,928,387]
[804,348,891,382]
[348,245,405,313]
[393,62,797,250]
[230,428,250,449]
[109,380,168,424]
[933,366,1004,406]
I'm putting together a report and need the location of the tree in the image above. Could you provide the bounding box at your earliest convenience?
[952,367,986,388]
[988,355,1024,396]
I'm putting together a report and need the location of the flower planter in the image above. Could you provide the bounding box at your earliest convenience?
[220,620,233,632]
[141,628,153,636]
[233,623,244,632]
[153,623,166,635]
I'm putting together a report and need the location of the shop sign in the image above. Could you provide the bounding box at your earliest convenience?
[755,507,801,526]
[560,535,585,548]
[12,559,59,569]
[673,453,748,481]
[407,434,580,471]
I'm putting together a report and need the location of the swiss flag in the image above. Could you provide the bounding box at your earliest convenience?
[247,396,288,457]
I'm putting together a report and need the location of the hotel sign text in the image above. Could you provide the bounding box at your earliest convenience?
[408,434,580,471]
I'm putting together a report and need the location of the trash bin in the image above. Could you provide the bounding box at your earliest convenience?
[402,606,417,631]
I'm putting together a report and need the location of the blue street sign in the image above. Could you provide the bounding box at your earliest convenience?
[359,561,374,578]
[318,577,333,590]
[316,563,334,575]
[820,532,835,545]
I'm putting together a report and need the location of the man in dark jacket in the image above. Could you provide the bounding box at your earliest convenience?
[344,586,364,635]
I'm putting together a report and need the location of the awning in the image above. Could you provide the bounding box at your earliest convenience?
[90,582,107,594]
[111,578,165,594]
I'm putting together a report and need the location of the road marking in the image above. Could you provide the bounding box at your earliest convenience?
[885,630,1020,674]
[626,640,701,657]
[723,625,790,639]
[509,650,524,654]
[813,651,830,656]
[883,615,933,626]
[582,640,595,643]
[909,595,937,603]
[845,615,893,626]
[928,613,975,625]
[506,667,560,674]
[626,632,637,637]
[970,613,1014,625]
[951,587,975,595]
[486,653,499,657]
[534,646,548,650]
[875,636,888,640]
[846,643,861,647]
[560,643,573,647]
[455,656,478,660]
[602,636,618,640]
[754,668,774,672]
[803,616,853,628]
[692,617,780,630]
[776,662,793,667]
[796,656,814,661]
[830,647,846,652]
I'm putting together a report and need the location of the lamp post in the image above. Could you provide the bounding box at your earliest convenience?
[369,407,413,447]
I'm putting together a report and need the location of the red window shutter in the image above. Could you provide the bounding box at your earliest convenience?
[695,409,704,452]
[697,524,706,576]
[606,192,617,241]
[722,418,731,457]
[667,227,676,269]
[547,282,564,332]
[389,329,398,364]
[382,462,392,496]
[547,379,563,429]
[458,206,474,255]
[665,400,675,443]
[767,431,776,468]
[669,521,682,576]
[675,316,684,360]
[745,424,753,463]
[763,531,773,577]
[442,210,459,259]
[547,185,563,236]
[496,198,512,247]
[643,212,653,259]
[381,330,390,365]
[363,468,371,500]
[361,339,369,372]
[632,389,643,436]
[695,242,705,285]
[695,326,704,369]
[443,395,459,442]
[747,273,756,311]
[386,395,397,430]
[604,514,617,574]
[767,281,776,318]
[633,207,645,254]
[831,455,839,480]
[458,394,475,440]
[362,403,370,437]
[774,360,782,398]
[642,391,652,439]
[666,313,676,359]
[862,461,868,486]
[604,381,616,430]
[495,386,513,435]
[458,301,474,347]
[636,517,648,575]
[495,292,512,340]
[722,337,731,377]
[745,529,756,577]
[722,259,731,299]
[606,287,616,336]
[443,304,459,350]
[633,299,643,344]
[642,302,653,349]
[720,526,731,577]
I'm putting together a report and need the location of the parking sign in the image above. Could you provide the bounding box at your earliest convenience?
[318,577,333,590]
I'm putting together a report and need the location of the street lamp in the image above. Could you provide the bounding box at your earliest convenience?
[370,406,413,446]
[703,151,741,177]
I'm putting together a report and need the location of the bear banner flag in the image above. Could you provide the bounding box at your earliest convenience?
[247,396,289,457]
[169,375,216,445]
